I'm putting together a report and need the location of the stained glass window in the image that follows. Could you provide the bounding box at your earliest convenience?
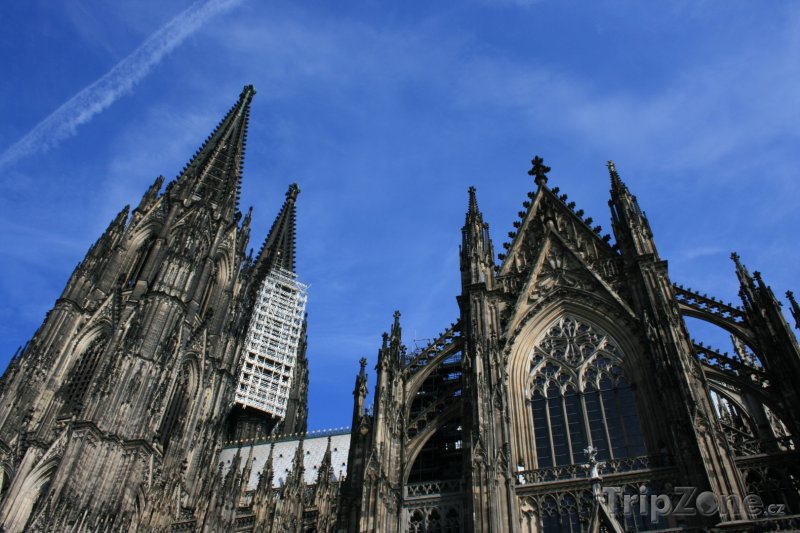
[528,316,645,466]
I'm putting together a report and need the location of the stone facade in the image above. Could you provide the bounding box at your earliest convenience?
[1,86,799,532]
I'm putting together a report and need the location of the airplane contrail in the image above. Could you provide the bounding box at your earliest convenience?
[0,0,243,169]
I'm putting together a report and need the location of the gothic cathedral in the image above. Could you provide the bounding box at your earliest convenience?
[1,87,798,532]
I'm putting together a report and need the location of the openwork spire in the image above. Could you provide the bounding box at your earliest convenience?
[254,183,299,276]
[173,85,255,220]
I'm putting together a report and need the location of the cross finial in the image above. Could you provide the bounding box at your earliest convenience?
[584,445,599,467]
[528,155,550,187]
[582,444,606,498]
[359,357,367,373]
[581,445,604,481]
[466,186,481,221]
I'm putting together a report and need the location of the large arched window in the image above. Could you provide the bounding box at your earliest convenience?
[528,316,645,467]
[124,236,156,288]
[159,365,193,451]
[60,335,107,417]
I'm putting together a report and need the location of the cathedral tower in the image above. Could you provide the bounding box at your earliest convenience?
[1,84,799,532]
[0,86,310,532]
[229,183,310,442]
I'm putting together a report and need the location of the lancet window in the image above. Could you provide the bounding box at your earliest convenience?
[160,365,192,451]
[124,236,156,288]
[60,335,107,417]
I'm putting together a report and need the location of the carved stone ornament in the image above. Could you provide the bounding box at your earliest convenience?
[531,243,595,302]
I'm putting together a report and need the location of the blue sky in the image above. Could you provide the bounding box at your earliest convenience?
[0,0,798,431]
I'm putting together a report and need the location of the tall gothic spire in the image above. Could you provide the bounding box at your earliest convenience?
[460,186,495,287]
[608,160,658,258]
[172,84,255,221]
[253,183,299,276]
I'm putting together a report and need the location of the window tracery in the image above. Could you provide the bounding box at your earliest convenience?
[405,503,461,533]
[528,316,645,467]
[520,486,663,533]
[60,335,107,417]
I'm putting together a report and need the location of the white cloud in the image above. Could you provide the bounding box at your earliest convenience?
[0,0,243,170]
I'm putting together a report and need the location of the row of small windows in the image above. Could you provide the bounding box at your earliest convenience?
[525,488,664,533]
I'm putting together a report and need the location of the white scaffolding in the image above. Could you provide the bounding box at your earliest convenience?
[235,267,308,418]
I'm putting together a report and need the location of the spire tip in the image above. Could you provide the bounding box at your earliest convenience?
[466,186,480,217]
[607,159,625,189]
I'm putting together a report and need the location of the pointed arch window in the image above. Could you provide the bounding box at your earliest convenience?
[528,316,645,467]
[540,496,559,533]
[125,236,156,288]
[199,265,219,319]
[60,335,107,417]
[160,365,192,451]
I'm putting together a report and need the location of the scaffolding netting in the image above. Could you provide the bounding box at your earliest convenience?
[235,267,308,418]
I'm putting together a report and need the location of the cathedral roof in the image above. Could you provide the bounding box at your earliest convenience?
[219,429,351,489]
